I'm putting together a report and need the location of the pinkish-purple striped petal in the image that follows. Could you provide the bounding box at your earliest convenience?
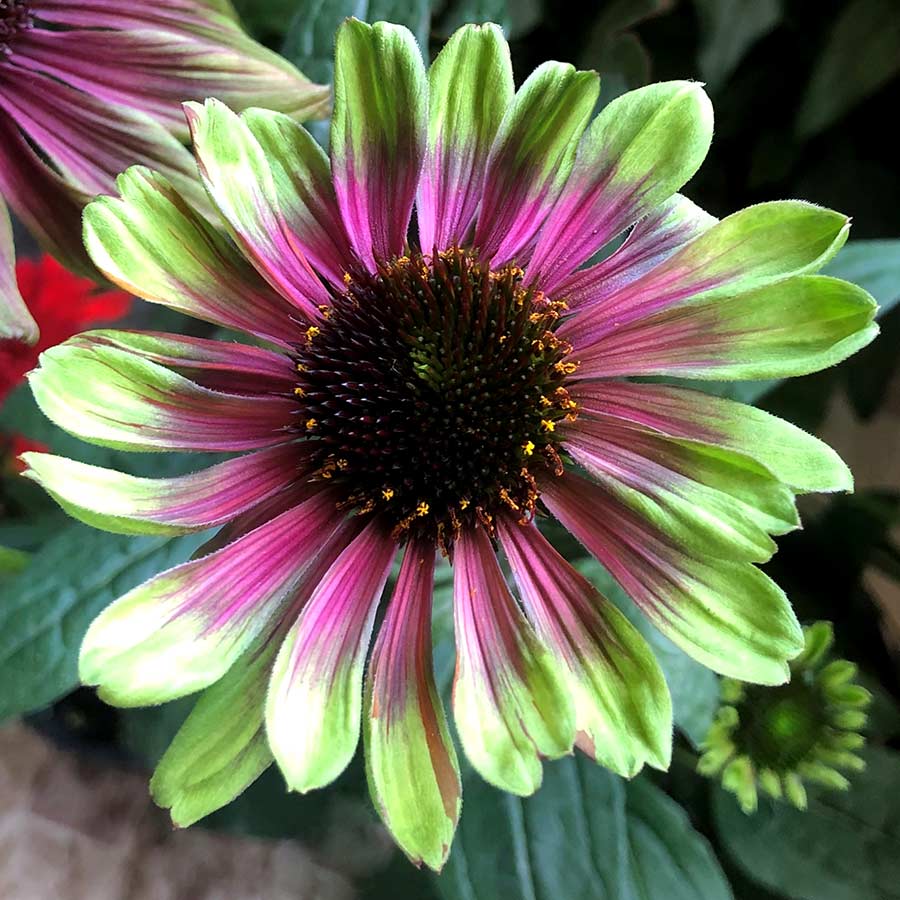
[452,525,574,795]
[67,330,298,396]
[472,62,598,267]
[525,82,713,295]
[542,471,803,684]
[330,21,427,269]
[498,517,671,775]
[78,489,346,706]
[0,66,204,208]
[184,99,330,316]
[21,443,309,536]
[0,116,94,278]
[365,540,461,868]
[267,518,398,791]
[555,194,717,309]
[416,24,513,252]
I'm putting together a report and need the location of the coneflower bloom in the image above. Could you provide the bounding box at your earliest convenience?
[24,20,877,869]
[0,0,328,340]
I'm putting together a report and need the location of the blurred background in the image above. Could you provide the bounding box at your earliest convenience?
[2,0,899,897]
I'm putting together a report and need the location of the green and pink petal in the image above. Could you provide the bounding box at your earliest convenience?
[452,527,575,795]
[498,519,672,778]
[365,542,461,871]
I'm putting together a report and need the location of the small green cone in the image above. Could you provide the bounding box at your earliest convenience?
[698,621,870,813]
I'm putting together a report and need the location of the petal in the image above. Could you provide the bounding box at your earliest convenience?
[562,417,799,563]
[29,341,296,452]
[572,274,878,381]
[16,25,329,142]
[452,526,574,795]
[266,519,398,792]
[365,541,460,871]
[184,99,330,314]
[83,167,300,344]
[79,490,343,706]
[416,23,513,251]
[150,519,355,827]
[241,108,355,285]
[555,193,717,310]
[21,443,305,535]
[0,198,37,343]
[0,116,94,277]
[472,62,599,266]
[563,201,851,349]
[67,330,298,395]
[498,518,672,777]
[0,66,206,210]
[542,472,804,685]
[330,19,427,268]
[150,642,275,827]
[527,81,714,294]
[570,380,852,493]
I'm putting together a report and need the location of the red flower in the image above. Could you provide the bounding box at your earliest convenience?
[0,254,130,401]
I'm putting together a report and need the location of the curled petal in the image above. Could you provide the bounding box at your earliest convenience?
[572,275,877,381]
[452,526,574,795]
[83,167,300,344]
[21,443,306,535]
[66,330,298,395]
[185,99,332,312]
[563,200,851,348]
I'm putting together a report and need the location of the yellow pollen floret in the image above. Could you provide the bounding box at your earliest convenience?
[539,394,552,407]
[416,501,430,517]
[459,498,470,510]
[305,325,320,342]
[382,487,395,501]
[541,419,556,432]
[293,386,305,397]
[343,272,353,285]
[554,361,579,375]
[522,440,535,456]
[305,418,317,431]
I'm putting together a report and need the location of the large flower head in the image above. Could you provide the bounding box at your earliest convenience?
[24,20,877,870]
[0,0,328,340]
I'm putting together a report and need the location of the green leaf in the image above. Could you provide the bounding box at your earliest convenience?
[0,523,207,721]
[797,0,900,138]
[282,0,431,85]
[0,545,29,578]
[693,0,782,90]
[435,757,732,900]
[713,746,900,900]
[575,558,719,747]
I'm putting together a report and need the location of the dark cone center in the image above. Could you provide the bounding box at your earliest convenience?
[293,249,578,549]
